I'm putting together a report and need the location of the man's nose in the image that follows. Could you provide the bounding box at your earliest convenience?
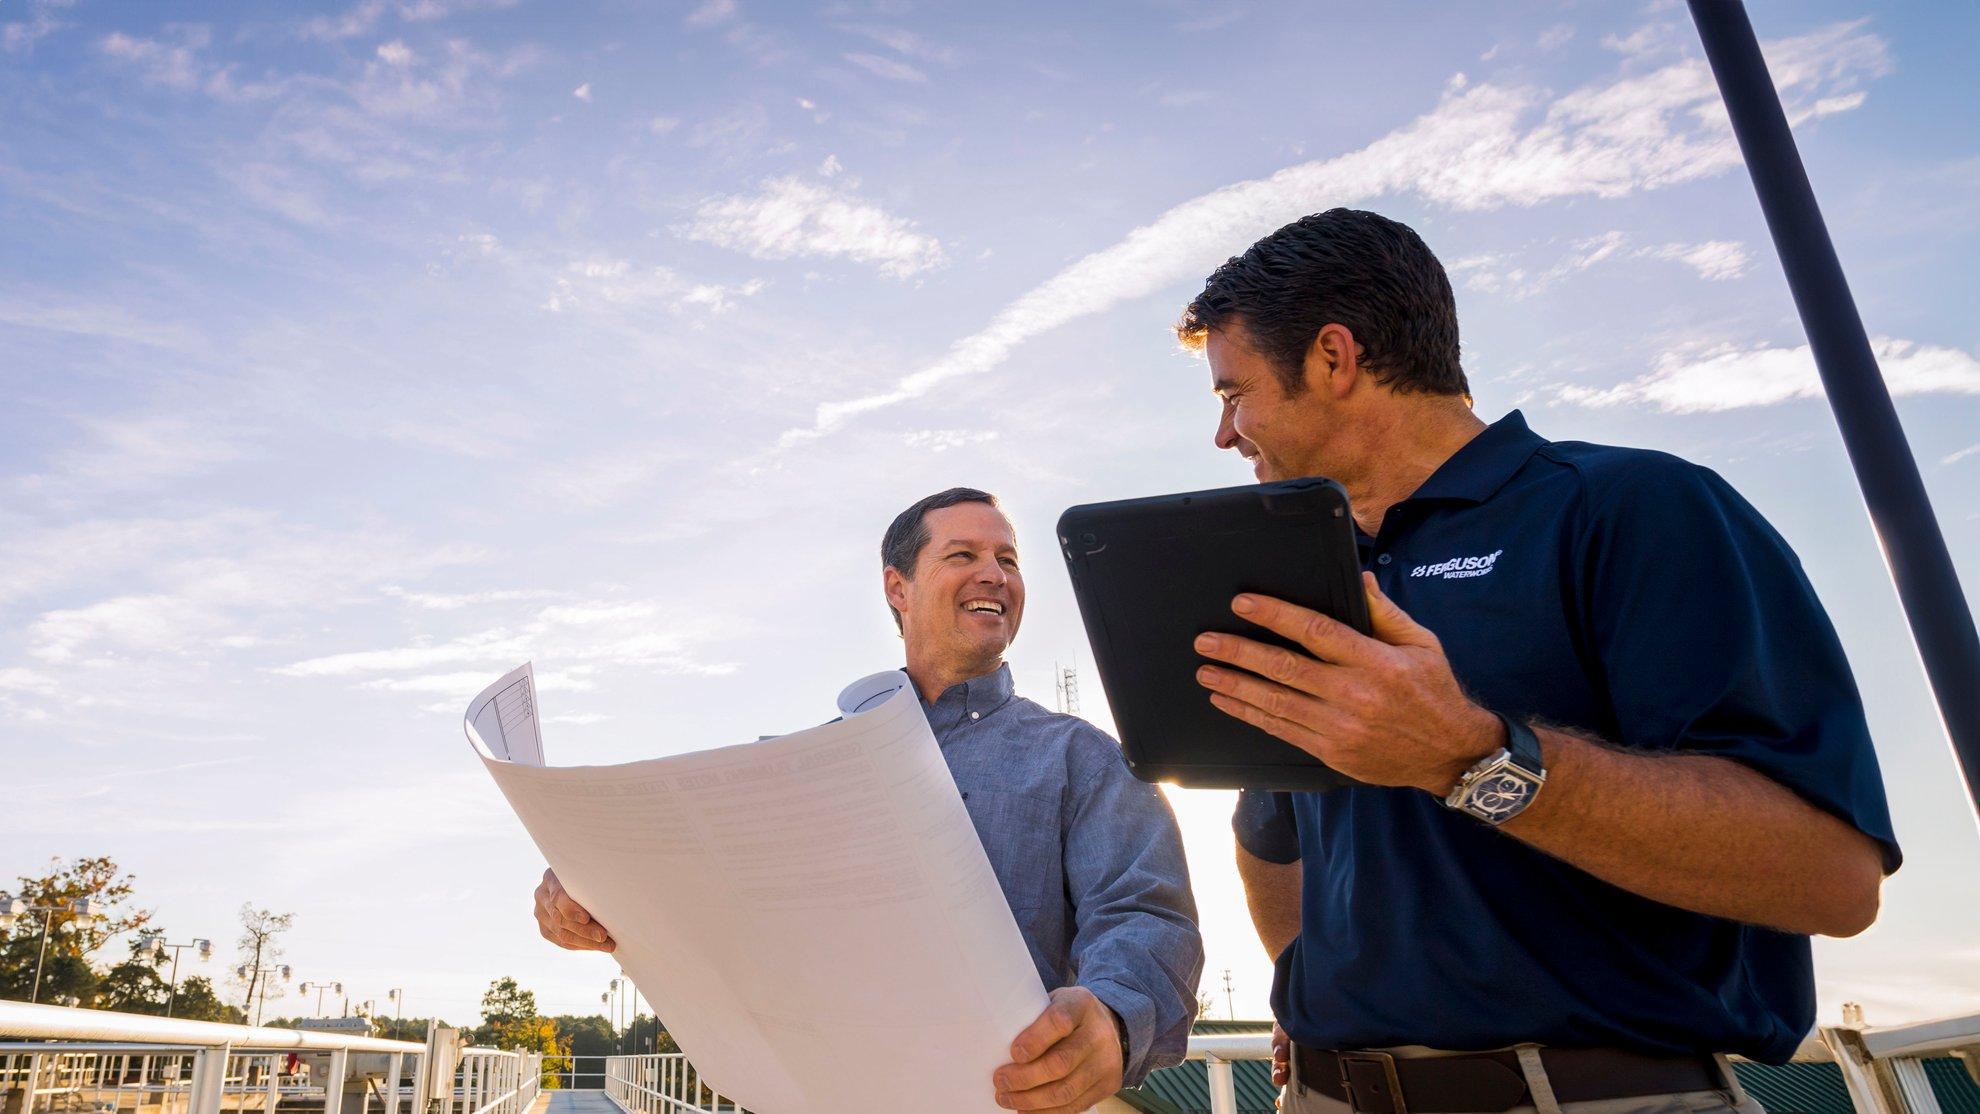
[976,559,1007,584]
[1214,404,1239,451]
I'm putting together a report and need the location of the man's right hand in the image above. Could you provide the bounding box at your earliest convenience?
[1270,1022,1289,1087]
[534,868,616,952]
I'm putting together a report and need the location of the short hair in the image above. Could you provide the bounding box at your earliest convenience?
[1176,208,1467,397]
[880,487,1001,631]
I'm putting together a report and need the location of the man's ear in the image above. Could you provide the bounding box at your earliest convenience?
[1305,323,1362,399]
[883,566,910,616]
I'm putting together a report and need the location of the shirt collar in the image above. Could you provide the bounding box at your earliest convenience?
[1399,409,1546,507]
[922,662,1016,733]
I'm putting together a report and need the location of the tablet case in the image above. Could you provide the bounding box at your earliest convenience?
[1058,478,1370,791]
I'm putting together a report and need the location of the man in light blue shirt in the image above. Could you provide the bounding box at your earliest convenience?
[535,487,1203,1113]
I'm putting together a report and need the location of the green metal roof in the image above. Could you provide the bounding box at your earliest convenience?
[1730,1061,1856,1114]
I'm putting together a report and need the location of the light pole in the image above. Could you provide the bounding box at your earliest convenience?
[236,964,292,1026]
[1221,969,1234,1020]
[0,894,108,1005]
[137,933,213,1018]
[298,980,345,1018]
[387,989,406,1038]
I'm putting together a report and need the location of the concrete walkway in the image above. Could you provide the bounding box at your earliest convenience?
[529,1090,623,1114]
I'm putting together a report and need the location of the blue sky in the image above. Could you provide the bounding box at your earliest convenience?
[4,0,1978,1030]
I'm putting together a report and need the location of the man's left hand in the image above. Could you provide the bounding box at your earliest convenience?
[993,986,1125,1112]
[1195,571,1503,795]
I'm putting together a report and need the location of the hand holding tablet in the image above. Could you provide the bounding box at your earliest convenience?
[1058,478,1370,791]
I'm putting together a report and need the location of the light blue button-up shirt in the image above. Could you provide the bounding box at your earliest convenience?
[909,663,1203,1086]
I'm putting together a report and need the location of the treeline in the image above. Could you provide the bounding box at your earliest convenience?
[5,857,676,1091]
[0,856,242,1022]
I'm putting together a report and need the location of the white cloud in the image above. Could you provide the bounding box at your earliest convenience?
[4,9,66,53]
[682,177,945,278]
[842,51,927,83]
[1450,233,1749,298]
[538,258,766,315]
[1535,23,1575,52]
[274,598,740,704]
[683,0,736,28]
[1641,239,1750,281]
[649,115,681,134]
[376,40,414,66]
[383,587,563,610]
[903,429,999,453]
[572,82,592,102]
[300,0,517,40]
[1557,337,1980,413]
[1943,444,1980,467]
[11,414,245,498]
[771,20,1886,448]
[99,28,209,91]
[840,25,958,66]
[819,154,844,178]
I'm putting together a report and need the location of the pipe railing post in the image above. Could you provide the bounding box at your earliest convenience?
[1686,0,1980,821]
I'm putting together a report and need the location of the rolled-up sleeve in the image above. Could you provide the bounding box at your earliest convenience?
[1233,789,1300,863]
[1061,728,1205,1086]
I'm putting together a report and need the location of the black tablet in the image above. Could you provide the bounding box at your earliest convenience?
[1058,477,1370,791]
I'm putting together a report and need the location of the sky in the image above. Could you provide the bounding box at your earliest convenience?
[4,0,1979,1036]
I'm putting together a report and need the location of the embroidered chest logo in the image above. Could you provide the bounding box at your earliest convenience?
[1410,549,1504,580]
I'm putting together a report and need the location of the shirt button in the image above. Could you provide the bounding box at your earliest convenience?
[969,711,980,721]
[1377,553,1393,566]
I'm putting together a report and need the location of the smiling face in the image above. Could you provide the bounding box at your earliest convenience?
[884,501,1025,685]
[1207,324,1341,483]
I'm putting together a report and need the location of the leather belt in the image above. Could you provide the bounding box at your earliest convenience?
[1293,1043,1725,1113]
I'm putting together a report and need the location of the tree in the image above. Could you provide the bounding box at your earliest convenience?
[96,937,170,1014]
[478,979,566,1089]
[478,977,537,1037]
[172,976,245,1024]
[0,856,152,1006]
[230,905,293,1025]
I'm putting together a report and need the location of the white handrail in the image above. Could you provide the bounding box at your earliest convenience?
[0,999,422,1053]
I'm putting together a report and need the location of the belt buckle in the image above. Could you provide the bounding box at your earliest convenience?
[1338,1051,1407,1114]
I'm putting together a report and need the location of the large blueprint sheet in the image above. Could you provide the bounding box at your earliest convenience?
[464,664,1048,1114]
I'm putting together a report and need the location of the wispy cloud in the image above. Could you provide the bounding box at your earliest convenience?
[1557,337,1980,413]
[771,20,1886,449]
[842,51,928,83]
[1449,233,1749,298]
[539,259,766,315]
[681,177,946,278]
[1943,444,1980,467]
[299,0,518,41]
[683,0,737,29]
[274,598,740,707]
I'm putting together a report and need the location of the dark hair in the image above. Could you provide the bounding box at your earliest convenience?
[1176,208,1467,397]
[881,487,1001,631]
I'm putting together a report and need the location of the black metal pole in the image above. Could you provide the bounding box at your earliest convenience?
[1686,0,1980,820]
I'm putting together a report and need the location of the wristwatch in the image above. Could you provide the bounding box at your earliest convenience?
[1444,712,1547,825]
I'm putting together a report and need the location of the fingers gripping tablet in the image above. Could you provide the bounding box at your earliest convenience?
[1058,478,1369,791]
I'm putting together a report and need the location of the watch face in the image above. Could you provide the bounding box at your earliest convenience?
[1467,770,1537,821]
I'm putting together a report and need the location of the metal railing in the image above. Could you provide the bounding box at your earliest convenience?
[1186,1032,1273,1114]
[602,1055,739,1114]
[0,1002,539,1114]
[1820,1013,1980,1114]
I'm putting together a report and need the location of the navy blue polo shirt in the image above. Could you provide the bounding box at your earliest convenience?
[1236,410,1899,1065]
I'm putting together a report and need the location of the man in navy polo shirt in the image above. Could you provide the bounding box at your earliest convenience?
[1174,209,1899,1114]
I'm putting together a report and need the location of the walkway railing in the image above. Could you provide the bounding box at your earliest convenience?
[601,1055,738,1114]
[1820,1013,1980,1114]
[0,1001,539,1114]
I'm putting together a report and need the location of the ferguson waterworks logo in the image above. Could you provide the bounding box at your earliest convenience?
[1411,549,1504,580]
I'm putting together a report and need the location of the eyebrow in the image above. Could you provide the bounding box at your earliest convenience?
[935,539,1019,554]
[1212,377,1242,394]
